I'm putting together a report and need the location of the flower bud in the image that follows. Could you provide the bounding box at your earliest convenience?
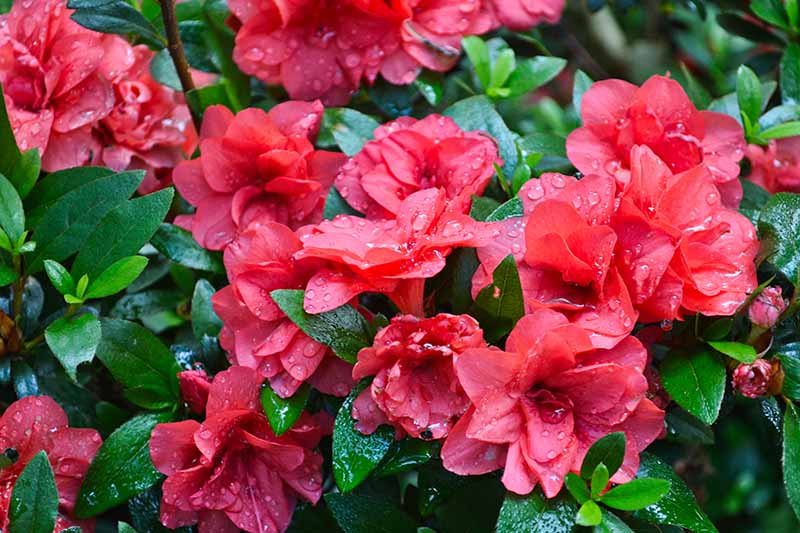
[178,369,212,414]
[0,310,20,356]
[748,287,786,329]
[732,359,777,398]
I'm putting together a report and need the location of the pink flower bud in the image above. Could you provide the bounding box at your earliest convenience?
[178,369,212,414]
[748,286,786,328]
[732,359,776,398]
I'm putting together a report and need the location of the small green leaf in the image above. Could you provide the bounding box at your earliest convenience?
[591,463,610,499]
[332,380,394,492]
[43,260,75,296]
[565,472,590,504]
[784,401,800,521]
[373,438,434,477]
[0,172,24,243]
[75,273,89,298]
[414,71,443,105]
[9,451,58,533]
[761,120,800,139]
[45,313,102,382]
[118,522,139,533]
[271,289,371,364]
[75,411,173,518]
[572,70,593,120]
[324,187,364,220]
[495,489,576,533]
[519,132,567,158]
[85,256,149,300]
[191,279,222,338]
[599,479,671,511]
[661,349,726,425]
[260,382,310,436]
[472,254,524,342]
[321,108,380,156]
[506,57,567,98]
[150,223,225,274]
[580,432,626,479]
[0,85,21,178]
[707,341,758,363]
[489,48,516,90]
[462,36,491,89]
[737,65,763,129]
[576,500,602,527]
[486,197,524,221]
[751,0,791,29]
[0,263,17,287]
[758,192,800,284]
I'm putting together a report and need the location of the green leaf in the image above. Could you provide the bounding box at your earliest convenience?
[489,48,516,90]
[8,451,58,533]
[75,411,173,518]
[261,382,310,436]
[661,349,726,425]
[271,289,371,364]
[781,44,800,104]
[0,263,17,287]
[0,172,24,243]
[707,341,758,363]
[444,95,519,178]
[495,489,576,533]
[373,438,434,477]
[24,167,115,225]
[191,279,222,338]
[751,0,791,30]
[565,472,590,504]
[150,223,225,273]
[591,463,610,499]
[594,510,634,533]
[784,401,800,521]
[758,192,800,284]
[7,148,41,199]
[519,132,567,158]
[45,313,102,382]
[322,108,380,156]
[118,522,139,533]
[86,256,149,300]
[71,188,174,280]
[708,82,777,123]
[678,62,712,110]
[580,432,626,479]
[761,120,800,139]
[572,70,593,120]
[471,254,524,342]
[486,197,523,221]
[665,408,715,445]
[150,48,182,91]
[633,453,718,532]
[324,187,364,220]
[0,85,21,178]
[599,479,671,511]
[333,381,394,492]
[737,65,763,128]
[25,170,143,274]
[110,289,183,321]
[325,491,416,533]
[717,12,784,45]
[44,260,75,296]
[67,0,165,48]
[777,343,800,399]
[470,195,501,221]
[96,318,181,409]
[576,501,602,527]
[12,360,39,398]
[462,36,491,89]
[506,57,567,98]
[185,83,233,116]
[414,71,443,106]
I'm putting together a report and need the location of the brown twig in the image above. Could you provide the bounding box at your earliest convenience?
[159,0,200,128]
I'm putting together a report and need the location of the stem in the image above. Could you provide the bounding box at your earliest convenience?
[158,0,200,128]
[12,254,23,324]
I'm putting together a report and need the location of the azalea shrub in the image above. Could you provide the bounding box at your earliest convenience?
[3,0,800,531]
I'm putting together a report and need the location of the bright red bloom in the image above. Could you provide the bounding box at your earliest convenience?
[746,137,800,193]
[178,369,213,414]
[489,0,564,30]
[174,102,346,250]
[566,75,745,206]
[296,187,498,316]
[150,366,326,533]
[441,310,665,497]
[335,114,499,219]
[0,0,114,171]
[352,313,486,439]
[93,38,198,194]
[214,218,354,398]
[0,396,102,531]
[748,286,786,329]
[228,0,494,105]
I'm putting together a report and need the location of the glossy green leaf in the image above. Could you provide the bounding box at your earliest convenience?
[7,148,40,200]
[414,71,443,105]
[150,223,225,273]
[86,256,149,300]
[782,44,800,104]
[0,172,24,243]
[271,289,371,363]
[333,381,394,492]
[489,48,516,90]
[777,343,800,399]
[758,192,800,284]
[45,313,102,381]
[519,132,567,157]
[150,48,181,91]
[717,12,784,45]
[580,432,626,479]
[261,382,310,436]
[506,57,567,98]
[24,167,115,225]
[599,479,671,511]
[576,501,602,527]
[665,408,715,445]
[8,451,58,533]
[707,341,758,363]
[324,187,363,220]
[591,463,610,499]
[373,438,434,477]
[784,401,800,521]
[75,411,173,518]
[486,197,523,221]
[594,510,634,533]
[325,490,416,533]
[462,36,491,89]
[322,108,380,156]
[661,349,726,425]
[565,472,590,504]
[44,260,75,296]
[572,70,593,119]
[110,289,183,321]
[67,0,165,48]
[472,254,524,342]
[191,279,222,338]
[495,489,576,533]
[0,85,21,178]
[0,263,17,287]
[752,0,791,29]
[737,65,763,127]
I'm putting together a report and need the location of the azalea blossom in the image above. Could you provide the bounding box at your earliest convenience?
[335,114,499,219]
[746,137,800,193]
[213,218,354,398]
[352,313,486,439]
[441,309,665,497]
[173,102,346,250]
[295,187,498,316]
[566,74,745,206]
[0,396,102,532]
[227,0,495,105]
[150,366,326,533]
[0,0,114,170]
[490,0,565,30]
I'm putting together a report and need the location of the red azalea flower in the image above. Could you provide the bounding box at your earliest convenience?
[173,102,346,250]
[295,187,498,316]
[335,114,499,219]
[0,0,114,171]
[440,309,665,497]
[228,0,494,105]
[0,396,102,531]
[489,0,565,30]
[213,218,354,398]
[93,37,198,194]
[746,137,800,193]
[566,74,745,206]
[352,313,486,439]
[150,366,326,533]
[473,173,637,349]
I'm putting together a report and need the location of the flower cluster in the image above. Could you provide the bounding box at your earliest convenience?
[0,0,197,189]
[228,0,565,105]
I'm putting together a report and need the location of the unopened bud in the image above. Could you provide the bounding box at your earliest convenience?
[732,359,777,398]
[748,287,786,329]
